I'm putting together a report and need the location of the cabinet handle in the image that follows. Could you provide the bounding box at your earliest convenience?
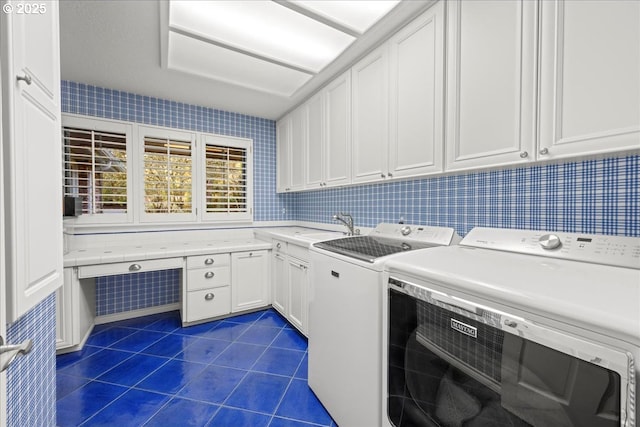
[204,293,215,301]
[276,243,281,249]
[205,271,215,279]
[388,172,393,177]
[381,173,386,178]
[16,74,32,85]
[129,264,142,271]
[204,258,214,265]
[539,148,549,155]
[519,151,529,158]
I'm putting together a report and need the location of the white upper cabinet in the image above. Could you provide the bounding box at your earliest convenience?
[538,0,640,160]
[351,45,389,184]
[276,114,291,192]
[445,0,538,172]
[324,70,352,188]
[289,107,306,191]
[1,2,63,321]
[389,2,445,178]
[305,91,325,188]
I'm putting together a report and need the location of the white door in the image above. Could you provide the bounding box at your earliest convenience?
[445,0,537,171]
[289,107,306,191]
[351,45,389,184]
[538,0,640,160]
[231,251,270,312]
[287,258,308,335]
[305,92,324,189]
[1,51,7,427]
[324,71,351,187]
[389,2,445,178]
[276,115,291,192]
[272,252,288,316]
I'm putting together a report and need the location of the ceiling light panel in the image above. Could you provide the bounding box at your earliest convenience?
[168,31,313,97]
[169,0,356,73]
[288,0,402,34]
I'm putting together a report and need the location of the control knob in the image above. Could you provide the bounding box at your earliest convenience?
[400,226,412,236]
[539,234,561,250]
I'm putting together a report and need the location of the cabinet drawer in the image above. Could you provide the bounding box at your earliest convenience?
[187,253,230,270]
[77,257,183,279]
[288,243,309,262]
[186,266,230,291]
[273,239,287,255]
[185,287,230,323]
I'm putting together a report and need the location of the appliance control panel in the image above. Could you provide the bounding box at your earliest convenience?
[370,223,461,246]
[461,227,640,269]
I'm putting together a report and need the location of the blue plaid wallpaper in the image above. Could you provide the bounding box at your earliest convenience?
[6,294,56,427]
[292,155,640,237]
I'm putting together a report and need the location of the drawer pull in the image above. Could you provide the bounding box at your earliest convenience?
[204,258,215,265]
[129,264,142,271]
[205,293,215,301]
[205,271,215,279]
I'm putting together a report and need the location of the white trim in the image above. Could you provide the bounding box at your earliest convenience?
[94,302,180,325]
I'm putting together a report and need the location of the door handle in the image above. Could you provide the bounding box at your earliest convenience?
[0,336,33,373]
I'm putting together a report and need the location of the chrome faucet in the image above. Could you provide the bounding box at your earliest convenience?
[333,212,356,236]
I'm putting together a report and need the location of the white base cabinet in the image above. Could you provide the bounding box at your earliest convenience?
[271,240,310,336]
[231,250,270,313]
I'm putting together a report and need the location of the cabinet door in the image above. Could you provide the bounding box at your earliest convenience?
[445,0,537,171]
[2,1,63,321]
[538,0,640,159]
[272,253,288,316]
[324,71,351,187]
[287,258,308,335]
[276,115,291,192]
[305,92,325,189]
[351,46,389,184]
[289,107,306,191]
[389,2,445,178]
[231,250,270,312]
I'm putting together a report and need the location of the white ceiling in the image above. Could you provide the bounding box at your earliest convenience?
[59,0,433,120]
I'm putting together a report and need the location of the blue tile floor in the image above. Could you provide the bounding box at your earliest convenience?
[56,309,337,427]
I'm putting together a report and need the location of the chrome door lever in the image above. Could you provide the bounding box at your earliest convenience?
[0,336,34,373]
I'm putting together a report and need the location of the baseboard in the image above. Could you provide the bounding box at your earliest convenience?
[94,303,180,325]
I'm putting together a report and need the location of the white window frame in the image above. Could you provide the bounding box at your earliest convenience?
[61,114,133,225]
[138,125,197,223]
[200,134,253,222]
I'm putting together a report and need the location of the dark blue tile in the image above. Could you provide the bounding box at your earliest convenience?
[176,337,230,363]
[109,330,166,352]
[213,342,266,369]
[145,397,219,427]
[253,347,304,377]
[82,388,169,426]
[226,372,290,414]
[144,314,182,333]
[225,310,266,324]
[294,354,308,380]
[59,349,132,379]
[96,354,168,387]
[236,325,281,346]
[207,407,271,427]
[177,365,247,404]
[271,329,308,351]
[269,417,320,427]
[136,359,206,394]
[56,374,89,400]
[85,327,136,347]
[176,320,221,337]
[202,321,250,341]
[254,310,288,328]
[141,333,199,358]
[276,379,333,425]
[56,381,127,426]
[56,345,101,370]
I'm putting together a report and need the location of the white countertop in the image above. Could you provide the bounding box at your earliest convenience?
[64,238,272,267]
[64,226,343,267]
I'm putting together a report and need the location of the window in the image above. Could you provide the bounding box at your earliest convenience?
[61,116,253,227]
[61,116,132,223]
[140,126,196,222]
[202,134,253,221]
